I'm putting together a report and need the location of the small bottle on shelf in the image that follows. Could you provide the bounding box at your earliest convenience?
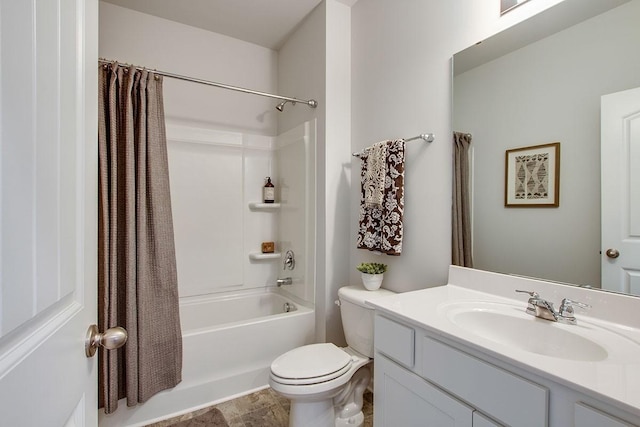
[263,177,275,203]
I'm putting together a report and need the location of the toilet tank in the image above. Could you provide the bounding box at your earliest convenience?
[338,285,396,358]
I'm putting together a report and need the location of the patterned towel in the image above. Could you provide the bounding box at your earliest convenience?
[356,139,405,255]
[363,141,387,208]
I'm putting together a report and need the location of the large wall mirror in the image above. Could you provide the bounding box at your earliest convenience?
[453,0,640,295]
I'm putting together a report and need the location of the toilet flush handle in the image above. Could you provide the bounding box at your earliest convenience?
[335,300,341,307]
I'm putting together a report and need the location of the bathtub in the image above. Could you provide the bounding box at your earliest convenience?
[99,288,315,427]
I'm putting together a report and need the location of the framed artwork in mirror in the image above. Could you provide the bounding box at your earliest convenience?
[505,142,560,207]
[501,0,531,15]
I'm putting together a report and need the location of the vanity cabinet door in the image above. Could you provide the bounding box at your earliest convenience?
[374,354,473,427]
[422,336,548,427]
[473,412,503,427]
[575,403,638,427]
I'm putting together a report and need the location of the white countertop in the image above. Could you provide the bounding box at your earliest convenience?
[366,266,640,417]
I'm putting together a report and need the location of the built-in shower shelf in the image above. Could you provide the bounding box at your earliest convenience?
[249,252,282,261]
[249,202,281,210]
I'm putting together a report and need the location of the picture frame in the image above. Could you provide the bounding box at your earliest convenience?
[505,142,560,207]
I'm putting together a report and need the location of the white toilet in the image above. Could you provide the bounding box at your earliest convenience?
[269,285,395,427]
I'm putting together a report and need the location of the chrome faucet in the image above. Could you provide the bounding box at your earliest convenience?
[516,290,558,321]
[515,290,590,324]
[276,277,293,287]
[557,298,591,325]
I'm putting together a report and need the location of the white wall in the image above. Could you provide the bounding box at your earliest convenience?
[99,0,606,343]
[350,0,584,293]
[323,1,352,345]
[455,1,640,286]
[278,0,352,344]
[99,2,278,135]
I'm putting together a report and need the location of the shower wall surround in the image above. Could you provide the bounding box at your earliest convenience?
[167,119,316,302]
[166,123,270,296]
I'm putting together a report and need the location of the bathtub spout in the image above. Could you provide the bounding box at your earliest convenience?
[276,277,293,287]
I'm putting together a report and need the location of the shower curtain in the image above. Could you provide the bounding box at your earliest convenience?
[98,63,182,413]
[452,132,473,267]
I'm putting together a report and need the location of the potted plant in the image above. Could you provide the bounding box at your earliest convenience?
[356,262,388,291]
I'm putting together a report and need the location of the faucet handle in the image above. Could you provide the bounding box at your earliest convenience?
[559,298,591,313]
[283,250,295,271]
[515,290,539,298]
[516,290,541,317]
[558,298,591,324]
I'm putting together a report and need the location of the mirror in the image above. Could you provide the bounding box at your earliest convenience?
[453,0,640,293]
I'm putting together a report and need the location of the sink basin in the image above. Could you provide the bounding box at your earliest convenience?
[443,303,608,362]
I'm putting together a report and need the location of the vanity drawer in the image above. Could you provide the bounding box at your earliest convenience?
[421,336,548,427]
[375,315,414,368]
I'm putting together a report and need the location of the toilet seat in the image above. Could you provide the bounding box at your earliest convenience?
[270,343,352,386]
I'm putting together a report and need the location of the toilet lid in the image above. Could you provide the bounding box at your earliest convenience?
[271,343,352,383]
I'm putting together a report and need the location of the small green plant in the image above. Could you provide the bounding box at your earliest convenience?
[356,262,388,274]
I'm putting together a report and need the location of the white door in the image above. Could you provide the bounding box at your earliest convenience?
[601,86,640,296]
[0,0,99,426]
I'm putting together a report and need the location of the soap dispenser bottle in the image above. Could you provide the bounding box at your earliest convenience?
[263,177,275,203]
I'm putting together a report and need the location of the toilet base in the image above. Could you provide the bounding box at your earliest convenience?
[287,399,365,427]
[278,365,371,427]
[270,347,372,427]
[336,411,364,427]
[288,399,335,427]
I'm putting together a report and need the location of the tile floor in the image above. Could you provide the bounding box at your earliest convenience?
[146,387,374,427]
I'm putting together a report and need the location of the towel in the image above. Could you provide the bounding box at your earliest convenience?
[357,139,405,255]
[363,141,387,208]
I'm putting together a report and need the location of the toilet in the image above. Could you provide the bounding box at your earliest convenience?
[269,285,395,427]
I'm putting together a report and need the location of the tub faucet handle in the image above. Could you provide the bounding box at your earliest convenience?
[284,250,295,270]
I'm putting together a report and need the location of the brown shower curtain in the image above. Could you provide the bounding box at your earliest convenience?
[452,132,473,267]
[98,63,182,414]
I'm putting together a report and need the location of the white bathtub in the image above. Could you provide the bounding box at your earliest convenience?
[99,288,315,427]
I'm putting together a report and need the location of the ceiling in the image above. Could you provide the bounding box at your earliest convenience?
[101,0,325,50]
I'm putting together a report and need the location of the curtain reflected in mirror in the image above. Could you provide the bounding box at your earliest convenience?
[452,132,473,268]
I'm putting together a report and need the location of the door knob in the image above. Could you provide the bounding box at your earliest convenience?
[605,248,620,259]
[85,324,128,358]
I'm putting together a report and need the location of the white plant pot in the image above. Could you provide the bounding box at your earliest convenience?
[361,273,384,291]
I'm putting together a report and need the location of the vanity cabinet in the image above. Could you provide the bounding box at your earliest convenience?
[574,403,637,427]
[373,314,640,427]
[374,315,505,427]
[375,355,474,426]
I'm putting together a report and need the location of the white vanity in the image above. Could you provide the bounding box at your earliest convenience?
[367,266,640,426]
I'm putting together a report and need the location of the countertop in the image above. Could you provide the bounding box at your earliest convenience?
[366,266,640,418]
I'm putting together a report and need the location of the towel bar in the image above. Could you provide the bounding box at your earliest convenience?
[352,133,434,157]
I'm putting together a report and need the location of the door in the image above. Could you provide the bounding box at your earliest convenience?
[0,0,99,426]
[601,87,640,296]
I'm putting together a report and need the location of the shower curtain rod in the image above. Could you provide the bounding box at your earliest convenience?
[351,133,435,157]
[99,58,318,109]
